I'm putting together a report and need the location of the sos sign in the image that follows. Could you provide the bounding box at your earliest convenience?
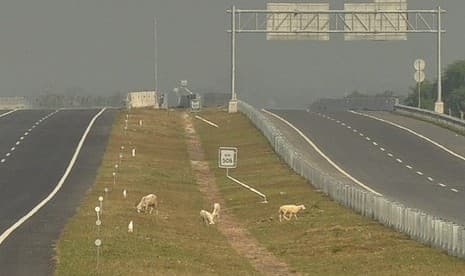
[218,147,237,169]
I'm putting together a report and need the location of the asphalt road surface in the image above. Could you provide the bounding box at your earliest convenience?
[0,108,116,276]
[270,109,465,225]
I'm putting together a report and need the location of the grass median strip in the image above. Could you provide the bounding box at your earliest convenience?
[55,109,257,275]
[194,108,465,275]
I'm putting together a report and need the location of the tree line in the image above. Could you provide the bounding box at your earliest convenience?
[404,60,465,117]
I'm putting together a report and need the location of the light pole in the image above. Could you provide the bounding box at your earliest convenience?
[434,6,444,114]
[228,5,238,113]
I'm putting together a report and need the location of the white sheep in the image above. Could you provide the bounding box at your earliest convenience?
[136,194,158,215]
[279,204,306,222]
[200,210,215,225]
[212,203,221,222]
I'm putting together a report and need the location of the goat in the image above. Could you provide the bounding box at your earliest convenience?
[212,203,221,222]
[279,204,306,222]
[136,194,158,215]
[200,210,215,225]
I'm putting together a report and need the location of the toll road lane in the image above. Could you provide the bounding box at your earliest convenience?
[270,109,465,225]
[0,108,116,275]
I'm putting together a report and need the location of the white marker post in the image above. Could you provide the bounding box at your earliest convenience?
[219,147,267,203]
[95,206,101,233]
[112,172,116,185]
[98,196,103,214]
[139,120,143,126]
[95,239,102,269]
[132,148,136,157]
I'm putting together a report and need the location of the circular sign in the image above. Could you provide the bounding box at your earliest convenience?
[112,172,116,177]
[98,196,103,202]
[115,164,119,169]
[121,146,125,150]
[414,59,426,71]
[95,206,101,213]
[95,239,102,247]
[96,220,101,226]
[414,70,425,83]
[104,187,109,193]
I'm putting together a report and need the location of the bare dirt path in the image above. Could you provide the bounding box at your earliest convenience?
[182,113,296,276]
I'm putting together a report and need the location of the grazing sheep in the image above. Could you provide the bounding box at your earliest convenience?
[136,194,158,215]
[200,210,215,225]
[212,203,221,222]
[279,204,306,222]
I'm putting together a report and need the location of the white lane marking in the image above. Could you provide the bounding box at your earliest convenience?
[366,137,371,141]
[24,132,29,136]
[15,141,20,145]
[427,177,434,182]
[1,159,5,163]
[28,128,32,132]
[451,189,459,193]
[0,110,18,119]
[360,133,364,137]
[387,153,394,157]
[194,115,219,128]
[350,111,465,163]
[32,125,36,129]
[380,148,386,152]
[396,158,403,163]
[262,109,383,196]
[341,123,346,126]
[353,129,358,133]
[439,183,447,187]
[373,142,378,146]
[10,147,15,151]
[336,120,340,123]
[5,153,10,157]
[406,165,413,169]
[416,171,424,176]
[20,137,24,140]
[0,108,107,246]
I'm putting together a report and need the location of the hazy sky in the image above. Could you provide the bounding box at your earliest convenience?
[0,0,460,108]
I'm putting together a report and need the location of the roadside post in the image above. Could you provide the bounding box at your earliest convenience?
[218,147,267,203]
[414,59,426,108]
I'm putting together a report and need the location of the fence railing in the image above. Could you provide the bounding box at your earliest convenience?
[394,104,465,133]
[238,100,465,258]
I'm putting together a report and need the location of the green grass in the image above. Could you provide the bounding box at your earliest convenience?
[193,108,465,275]
[56,107,465,275]
[55,109,257,275]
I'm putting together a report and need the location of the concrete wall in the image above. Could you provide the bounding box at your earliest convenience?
[127,91,160,109]
[0,97,28,109]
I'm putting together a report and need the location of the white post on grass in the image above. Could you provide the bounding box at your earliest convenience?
[95,239,102,269]
[219,147,267,203]
[132,148,136,157]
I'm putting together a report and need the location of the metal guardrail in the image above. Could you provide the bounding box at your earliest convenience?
[394,104,465,133]
[238,100,465,259]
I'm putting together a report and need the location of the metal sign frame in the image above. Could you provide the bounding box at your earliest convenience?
[226,5,446,113]
[218,147,238,169]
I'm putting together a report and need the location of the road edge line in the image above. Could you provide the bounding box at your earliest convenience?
[262,109,382,196]
[0,108,107,245]
[0,110,18,119]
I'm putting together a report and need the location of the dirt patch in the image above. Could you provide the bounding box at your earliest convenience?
[182,113,296,276]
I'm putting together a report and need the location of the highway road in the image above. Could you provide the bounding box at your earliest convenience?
[269,109,465,225]
[0,108,116,275]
